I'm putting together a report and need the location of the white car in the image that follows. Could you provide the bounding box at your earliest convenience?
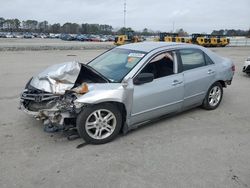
[5,33,14,38]
[243,57,250,75]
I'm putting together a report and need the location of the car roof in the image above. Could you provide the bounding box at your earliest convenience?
[117,42,195,52]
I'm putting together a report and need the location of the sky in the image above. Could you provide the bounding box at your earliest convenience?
[1,0,250,33]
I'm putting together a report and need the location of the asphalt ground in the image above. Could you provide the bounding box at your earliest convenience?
[0,46,249,188]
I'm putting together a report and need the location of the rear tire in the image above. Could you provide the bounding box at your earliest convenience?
[76,103,122,144]
[202,82,223,110]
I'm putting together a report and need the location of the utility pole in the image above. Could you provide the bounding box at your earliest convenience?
[172,21,175,33]
[124,0,126,28]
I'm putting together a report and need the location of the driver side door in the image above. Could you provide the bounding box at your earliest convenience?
[130,51,184,125]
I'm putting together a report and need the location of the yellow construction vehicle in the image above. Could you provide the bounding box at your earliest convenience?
[191,34,209,46]
[159,33,177,42]
[210,35,218,47]
[209,35,230,47]
[191,34,230,47]
[115,31,229,47]
[114,31,142,45]
[217,36,230,47]
[159,33,190,43]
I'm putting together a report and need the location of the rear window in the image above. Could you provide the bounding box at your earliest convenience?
[179,49,206,71]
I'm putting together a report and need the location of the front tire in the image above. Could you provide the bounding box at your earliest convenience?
[76,103,122,144]
[202,82,223,110]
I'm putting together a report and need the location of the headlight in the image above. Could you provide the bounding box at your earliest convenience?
[25,77,33,89]
[74,102,85,109]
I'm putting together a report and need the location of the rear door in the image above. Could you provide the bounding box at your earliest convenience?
[178,49,216,109]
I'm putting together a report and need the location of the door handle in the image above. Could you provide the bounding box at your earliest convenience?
[208,69,215,74]
[172,80,183,86]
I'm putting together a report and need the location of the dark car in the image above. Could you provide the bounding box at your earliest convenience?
[76,34,88,41]
[60,34,76,41]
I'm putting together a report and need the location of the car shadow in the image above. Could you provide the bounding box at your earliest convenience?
[21,106,202,146]
[242,73,250,78]
[124,107,202,136]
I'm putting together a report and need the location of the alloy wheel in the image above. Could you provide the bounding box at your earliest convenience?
[208,86,222,107]
[85,109,117,140]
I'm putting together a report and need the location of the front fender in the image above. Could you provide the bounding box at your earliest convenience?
[75,89,125,104]
[75,81,134,125]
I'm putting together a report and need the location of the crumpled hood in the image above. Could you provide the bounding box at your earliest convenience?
[30,61,81,94]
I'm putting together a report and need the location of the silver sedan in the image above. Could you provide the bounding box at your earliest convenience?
[20,42,235,144]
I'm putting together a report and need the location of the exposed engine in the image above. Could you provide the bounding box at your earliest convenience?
[19,61,108,133]
[20,84,79,132]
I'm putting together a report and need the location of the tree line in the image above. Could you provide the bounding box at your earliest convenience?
[211,29,250,37]
[0,17,249,37]
[0,17,113,35]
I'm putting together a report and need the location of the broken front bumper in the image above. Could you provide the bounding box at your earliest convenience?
[19,88,82,127]
[19,100,73,125]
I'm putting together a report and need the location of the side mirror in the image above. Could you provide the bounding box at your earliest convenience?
[133,73,154,85]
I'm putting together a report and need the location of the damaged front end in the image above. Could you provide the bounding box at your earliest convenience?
[20,86,80,131]
[19,61,108,132]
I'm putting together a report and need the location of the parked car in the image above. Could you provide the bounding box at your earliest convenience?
[23,33,34,39]
[49,33,58,39]
[242,57,250,75]
[107,35,115,42]
[100,37,107,42]
[5,33,14,38]
[40,33,49,39]
[0,33,7,38]
[19,42,235,144]
[60,34,76,41]
[89,35,101,42]
[76,34,89,41]
[15,34,24,38]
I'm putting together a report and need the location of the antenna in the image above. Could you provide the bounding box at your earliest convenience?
[124,0,126,28]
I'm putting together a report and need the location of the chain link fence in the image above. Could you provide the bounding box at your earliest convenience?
[228,38,250,47]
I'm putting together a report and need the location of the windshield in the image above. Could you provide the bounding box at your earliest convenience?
[88,48,146,82]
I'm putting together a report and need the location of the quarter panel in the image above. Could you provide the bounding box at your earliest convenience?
[183,64,216,108]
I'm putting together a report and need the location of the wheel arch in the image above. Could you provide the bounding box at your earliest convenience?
[205,80,224,97]
[85,101,128,132]
[217,80,226,88]
[202,81,224,110]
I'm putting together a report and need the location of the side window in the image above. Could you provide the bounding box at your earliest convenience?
[140,51,175,79]
[204,53,214,65]
[179,49,206,71]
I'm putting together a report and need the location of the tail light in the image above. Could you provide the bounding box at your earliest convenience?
[232,64,235,72]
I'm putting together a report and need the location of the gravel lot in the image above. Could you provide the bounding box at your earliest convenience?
[0,38,114,51]
[0,46,250,188]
